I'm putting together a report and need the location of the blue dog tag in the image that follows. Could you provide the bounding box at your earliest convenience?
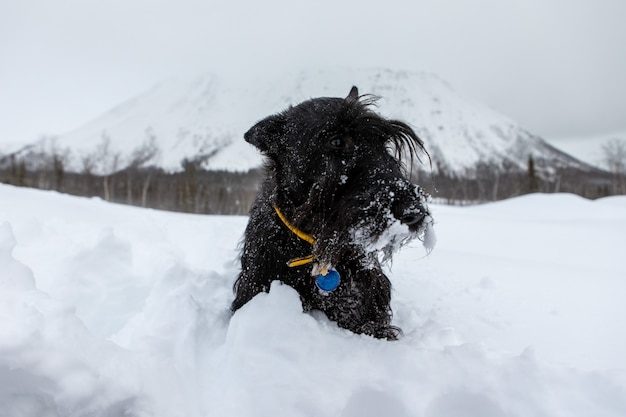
[316,269,341,292]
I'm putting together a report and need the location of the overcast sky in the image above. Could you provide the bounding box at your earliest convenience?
[1,0,625,146]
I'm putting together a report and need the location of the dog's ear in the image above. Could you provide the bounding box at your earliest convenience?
[346,86,359,101]
[244,113,286,154]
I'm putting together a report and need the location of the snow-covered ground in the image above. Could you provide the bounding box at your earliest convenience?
[1,184,625,416]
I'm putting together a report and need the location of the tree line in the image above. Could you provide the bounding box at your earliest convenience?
[0,137,261,215]
[411,155,615,205]
[1,138,624,214]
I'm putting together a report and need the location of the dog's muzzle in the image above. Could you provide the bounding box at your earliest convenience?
[389,182,430,232]
[393,203,427,228]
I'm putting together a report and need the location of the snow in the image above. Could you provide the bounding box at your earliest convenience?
[546,130,626,170]
[1,183,625,416]
[24,68,590,175]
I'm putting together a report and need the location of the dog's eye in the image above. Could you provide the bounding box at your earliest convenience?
[328,136,346,149]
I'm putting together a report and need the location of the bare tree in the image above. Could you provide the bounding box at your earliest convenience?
[21,137,69,190]
[488,159,502,201]
[0,145,33,186]
[45,138,71,191]
[601,138,626,194]
[96,132,121,201]
[126,130,160,206]
[79,152,97,195]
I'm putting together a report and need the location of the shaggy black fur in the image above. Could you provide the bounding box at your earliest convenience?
[231,87,433,339]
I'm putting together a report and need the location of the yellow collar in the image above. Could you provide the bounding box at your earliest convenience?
[273,205,316,267]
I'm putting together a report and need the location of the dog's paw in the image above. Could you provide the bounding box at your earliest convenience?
[359,322,403,341]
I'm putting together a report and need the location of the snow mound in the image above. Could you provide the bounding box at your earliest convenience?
[1,184,625,416]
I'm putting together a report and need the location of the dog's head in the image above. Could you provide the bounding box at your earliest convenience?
[246,87,436,269]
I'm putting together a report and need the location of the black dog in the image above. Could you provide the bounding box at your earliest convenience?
[231,87,434,339]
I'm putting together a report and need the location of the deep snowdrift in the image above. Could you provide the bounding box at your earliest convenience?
[1,184,625,416]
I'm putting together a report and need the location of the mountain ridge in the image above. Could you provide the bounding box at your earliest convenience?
[31,68,597,175]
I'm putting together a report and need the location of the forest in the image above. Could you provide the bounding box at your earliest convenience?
[1,138,621,215]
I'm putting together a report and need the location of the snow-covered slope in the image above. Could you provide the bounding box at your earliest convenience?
[1,184,625,416]
[547,130,626,169]
[45,68,591,174]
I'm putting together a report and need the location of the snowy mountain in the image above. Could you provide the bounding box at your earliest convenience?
[1,184,625,416]
[40,68,593,175]
[547,130,626,169]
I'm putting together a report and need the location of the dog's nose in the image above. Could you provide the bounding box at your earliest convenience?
[399,212,425,226]
[400,213,425,226]
[388,181,429,228]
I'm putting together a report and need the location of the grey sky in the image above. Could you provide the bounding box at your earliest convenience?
[1,0,625,146]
